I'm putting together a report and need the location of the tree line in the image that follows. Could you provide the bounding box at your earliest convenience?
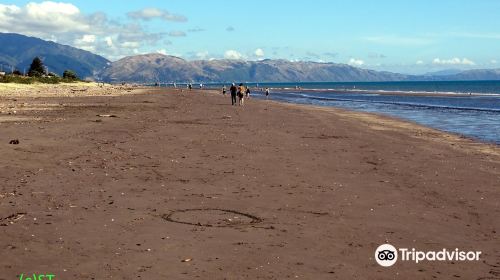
[0,57,80,84]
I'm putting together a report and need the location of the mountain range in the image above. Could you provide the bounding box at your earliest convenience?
[98,54,500,83]
[2,33,500,83]
[0,33,109,79]
[97,53,409,83]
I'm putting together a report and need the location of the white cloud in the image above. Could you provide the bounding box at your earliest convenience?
[105,36,113,47]
[432,57,475,65]
[224,50,244,60]
[0,1,90,34]
[26,1,79,16]
[254,48,265,58]
[127,8,187,22]
[80,45,96,52]
[76,34,96,44]
[0,4,21,14]
[73,34,97,52]
[121,41,140,49]
[196,51,209,59]
[46,35,58,42]
[348,58,364,66]
[156,49,168,55]
[491,60,498,64]
[416,60,424,65]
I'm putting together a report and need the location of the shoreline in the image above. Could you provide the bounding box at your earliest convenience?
[247,89,500,146]
[269,98,500,156]
[263,88,500,97]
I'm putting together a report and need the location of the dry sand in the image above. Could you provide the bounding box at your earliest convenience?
[0,82,145,98]
[0,87,499,279]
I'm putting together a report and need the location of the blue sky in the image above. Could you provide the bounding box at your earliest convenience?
[1,0,500,74]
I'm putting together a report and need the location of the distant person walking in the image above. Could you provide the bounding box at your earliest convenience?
[238,83,245,106]
[222,85,227,95]
[230,83,238,105]
[245,86,251,98]
[265,87,270,99]
[188,83,192,90]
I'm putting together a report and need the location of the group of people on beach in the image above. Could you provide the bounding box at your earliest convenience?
[222,84,270,106]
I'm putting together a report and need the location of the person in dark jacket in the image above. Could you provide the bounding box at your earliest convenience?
[230,83,238,105]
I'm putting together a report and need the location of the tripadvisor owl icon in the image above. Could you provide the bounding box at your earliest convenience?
[375,244,398,267]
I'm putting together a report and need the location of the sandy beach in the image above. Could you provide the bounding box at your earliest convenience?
[0,86,499,279]
[0,82,144,98]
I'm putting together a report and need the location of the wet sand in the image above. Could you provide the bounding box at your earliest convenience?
[0,88,499,279]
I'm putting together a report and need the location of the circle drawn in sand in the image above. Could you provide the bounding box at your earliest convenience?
[162,208,262,228]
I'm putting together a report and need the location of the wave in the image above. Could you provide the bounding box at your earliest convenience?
[275,92,500,113]
[268,88,500,97]
[339,88,500,96]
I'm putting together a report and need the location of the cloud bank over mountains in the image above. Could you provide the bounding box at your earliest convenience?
[0,2,185,60]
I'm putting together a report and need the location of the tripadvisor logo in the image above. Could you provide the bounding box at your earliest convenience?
[375,244,398,267]
[375,244,482,267]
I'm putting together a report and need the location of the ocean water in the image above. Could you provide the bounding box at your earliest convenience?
[209,81,500,144]
[240,81,500,95]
